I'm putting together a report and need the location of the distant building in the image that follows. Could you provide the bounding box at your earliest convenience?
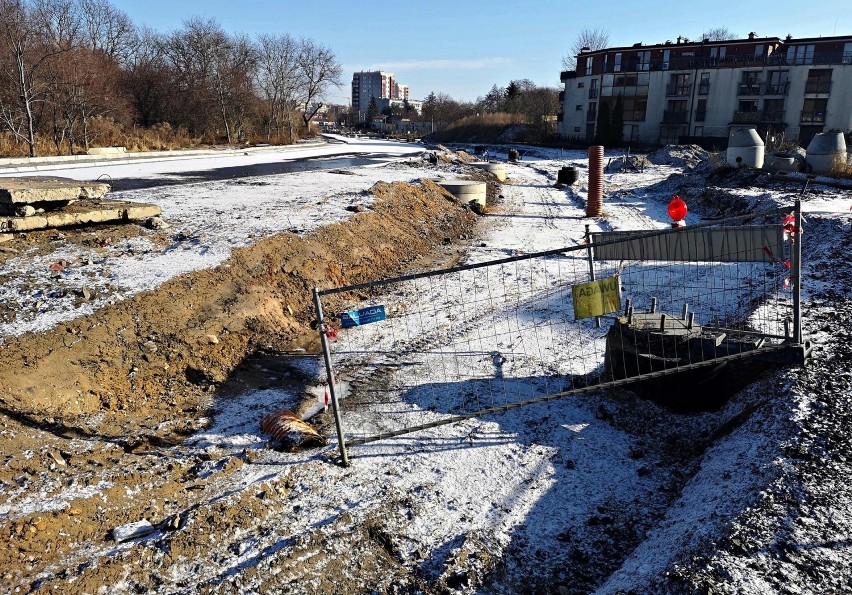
[558,32,852,147]
[377,98,423,114]
[351,71,411,119]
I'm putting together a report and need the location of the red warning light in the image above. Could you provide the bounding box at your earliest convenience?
[668,195,688,222]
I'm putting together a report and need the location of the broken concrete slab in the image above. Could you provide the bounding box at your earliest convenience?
[0,200,161,232]
[0,176,111,210]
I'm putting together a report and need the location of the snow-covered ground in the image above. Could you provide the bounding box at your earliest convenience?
[3,138,852,592]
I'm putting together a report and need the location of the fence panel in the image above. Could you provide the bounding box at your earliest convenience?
[315,206,805,461]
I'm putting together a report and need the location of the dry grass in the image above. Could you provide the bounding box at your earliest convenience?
[0,117,308,158]
[432,112,529,144]
[828,159,852,180]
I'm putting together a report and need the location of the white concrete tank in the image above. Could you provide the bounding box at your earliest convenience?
[766,153,799,173]
[470,161,506,181]
[438,180,487,208]
[806,132,847,174]
[726,127,765,169]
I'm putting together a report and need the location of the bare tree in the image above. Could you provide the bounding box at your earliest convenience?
[212,32,256,143]
[561,26,610,70]
[32,0,79,50]
[255,32,300,141]
[79,0,137,65]
[158,17,226,137]
[296,38,341,127]
[122,26,171,127]
[700,27,738,41]
[50,45,126,152]
[0,0,71,156]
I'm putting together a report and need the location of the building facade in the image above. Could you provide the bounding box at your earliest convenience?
[558,33,852,147]
[351,71,410,117]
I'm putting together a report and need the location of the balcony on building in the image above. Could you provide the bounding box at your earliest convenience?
[662,110,689,123]
[698,82,710,94]
[588,88,599,99]
[695,109,707,122]
[732,111,761,124]
[558,90,565,102]
[586,109,597,122]
[737,83,761,96]
[666,84,691,97]
[800,110,826,123]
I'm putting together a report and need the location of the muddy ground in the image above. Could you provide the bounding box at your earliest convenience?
[1,150,851,595]
[0,179,480,592]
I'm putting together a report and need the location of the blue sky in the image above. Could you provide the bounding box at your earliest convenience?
[113,0,852,103]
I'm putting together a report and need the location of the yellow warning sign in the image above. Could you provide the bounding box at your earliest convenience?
[572,275,621,320]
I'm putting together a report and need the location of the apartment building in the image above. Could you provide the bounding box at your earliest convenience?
[558,33,852,147]
[351,71,410,116]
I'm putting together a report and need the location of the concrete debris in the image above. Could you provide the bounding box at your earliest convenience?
[112,519,156,543]
[0,176,110,209]
[0,202,161,233]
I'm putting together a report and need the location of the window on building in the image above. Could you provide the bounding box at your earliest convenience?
[698,72,710,94]
[587,102,597,122]
[637,50,651,71]
[763,98,785,122]
[695,98,707,122]
[576,104,583,110]
[710,46,727,65]
[767,70,790,94]
[739,71,761,95]
[802,98,827,122]
[755,44,764,57]
[622,97,647,121]
[668,73,690,96]
[694,126,704,136]
[589,78,598,99]
[585,57,593,76]
[578,82,585,88]
[662,49,670,70]
[805,69,832,94]
[787,44,815,65]
[574,127,581,133]
[738,99,758,112]
[614,52,622,72]
[664,99,687,123]
[844,42,852,65]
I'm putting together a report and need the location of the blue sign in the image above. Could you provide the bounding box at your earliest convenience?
[340,305,386,328]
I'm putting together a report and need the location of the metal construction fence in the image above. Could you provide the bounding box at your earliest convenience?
[313,201,808,464]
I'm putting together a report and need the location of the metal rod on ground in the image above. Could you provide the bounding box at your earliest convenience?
[627,305,634,325]
[682,303,689,320]
[687,312,695,330]
[585,224,601,328]
[651,297,658,313]
[624,298,632,316]
[312,287,350,466]
[659,313,667,333]
[792,198,803,345]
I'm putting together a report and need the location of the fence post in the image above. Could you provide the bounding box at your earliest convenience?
[792,198,803,345]
[312,287,350,466]
[585,224,601,328]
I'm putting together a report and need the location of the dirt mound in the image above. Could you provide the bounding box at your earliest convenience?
[0,180,476,441]
[646,144,710,168]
